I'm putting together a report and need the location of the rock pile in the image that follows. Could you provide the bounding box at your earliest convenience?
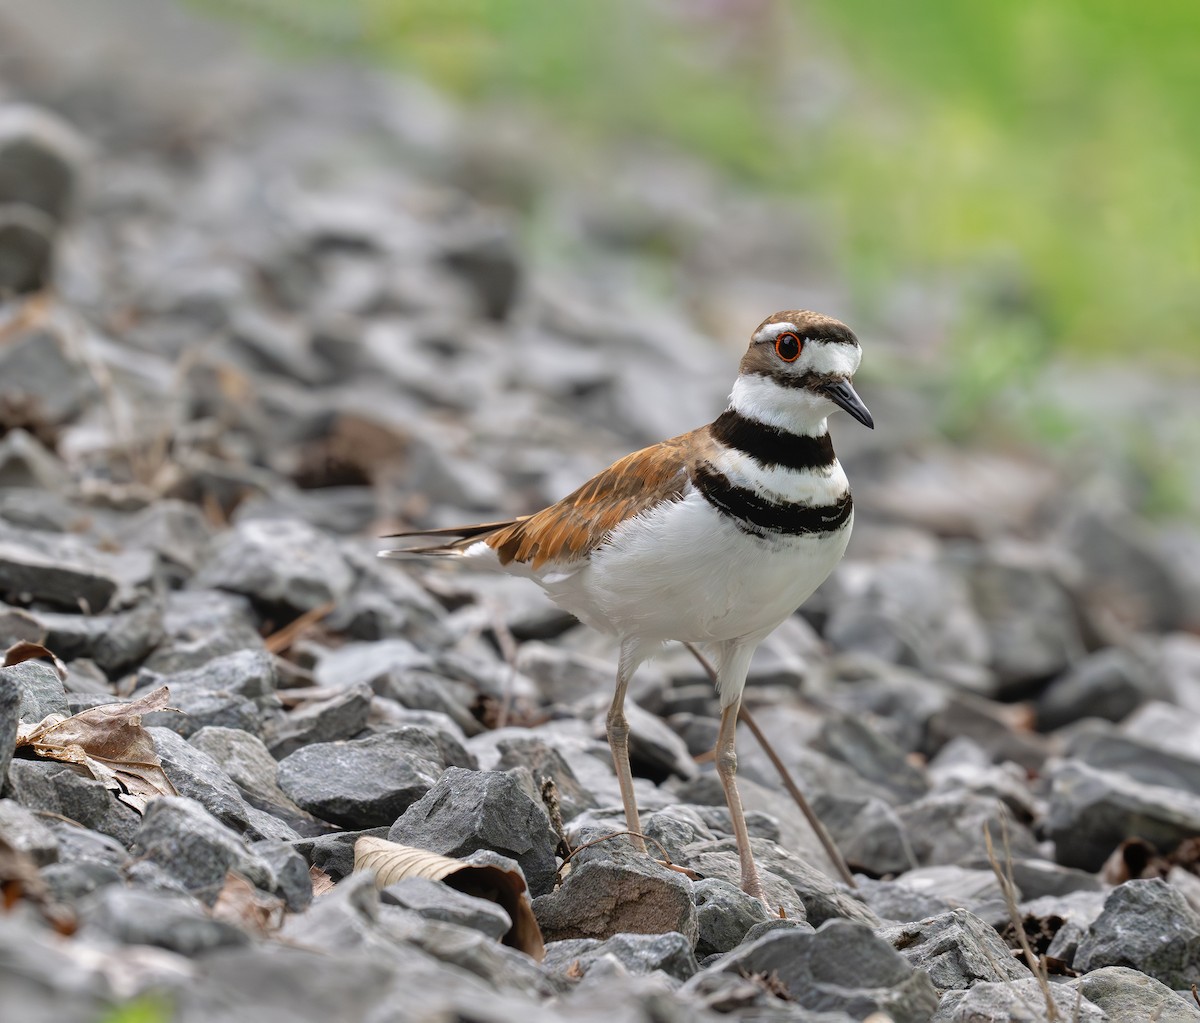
[2,2,1200,1021]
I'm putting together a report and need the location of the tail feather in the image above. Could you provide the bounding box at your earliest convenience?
[378,518,523,559]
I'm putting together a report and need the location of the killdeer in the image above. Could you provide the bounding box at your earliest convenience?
[383,310,873,901]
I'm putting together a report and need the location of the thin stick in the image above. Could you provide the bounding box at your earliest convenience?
[984,817,1059,1022]
[682,642,857,889]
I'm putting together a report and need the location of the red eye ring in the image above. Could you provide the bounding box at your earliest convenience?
[775,331,802,362]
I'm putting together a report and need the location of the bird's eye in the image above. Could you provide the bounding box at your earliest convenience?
[775,332,802,362]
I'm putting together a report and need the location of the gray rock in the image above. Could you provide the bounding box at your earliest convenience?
[997,857,1103,900]
[693,877,771,957]
[962,546,1084,690]
[516,641,617,707]
[0,669,19,783]
[934,978,1104,1022]
[1069,966,1200,1023]
[132,796,277,905]
[150,725,253,833]
[312,637,429,692]
[265,682,373,758]
[1069,510,1190,635]
[1037,645,1165,730]
[881,909,1027,991]
[1074,878,1200,988]
[0,201,53,290]
[140,648,277,705]
[390,766,558,897]
[34,603,164,676]
[278,728,446,829]
[193,517,354,614]
[289,827,389,881]
[681,837,873,926]
[0,798,59,865]
[115,499,212,580]
[853,877,954,923]
[898,865,1008,911]
[813,713,928,804]
[532,827,698,944]
[0,526,118,612]
[141,590,265,675]
[1121,699,1200,762]
[4,659,68,722]
[6,759,140,846]
[696,918,938,1023]
[896,791,1038,866]
[249,840,313,911]
[78,886,249,955]
[1067,724,1200,799]
[1028,890,1108,965]
[494,734,598,820]
[39,859,123,902]
[189,725,311,824]
[1046,760,1200,871]
[0,430,69,491]
[544,932,698,981]
[810,793,917,876]
[441,219,522,320]
[380,876,511,941]
[825,557,990,676]
[0,105,85,221]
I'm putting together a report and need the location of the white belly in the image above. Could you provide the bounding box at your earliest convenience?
[539,488,852,645]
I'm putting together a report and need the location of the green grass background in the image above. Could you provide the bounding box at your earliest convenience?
[196,0,1198,366]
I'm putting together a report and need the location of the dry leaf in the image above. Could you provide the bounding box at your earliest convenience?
[309,864,336,898]
[211,871,285,937]
[0,834,76,935]
[354,836,545,961]
[15,686,178,813]
[3,641,68,681]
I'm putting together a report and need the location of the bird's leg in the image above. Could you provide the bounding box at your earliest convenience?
[716,697,766,903]
[606,640,645,853]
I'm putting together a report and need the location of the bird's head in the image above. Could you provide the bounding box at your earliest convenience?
[733,310,874,432]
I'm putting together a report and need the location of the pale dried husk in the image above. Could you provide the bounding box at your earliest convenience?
[354,836,545,961]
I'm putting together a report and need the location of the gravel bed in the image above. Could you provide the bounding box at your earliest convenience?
[2,3,1200,1022]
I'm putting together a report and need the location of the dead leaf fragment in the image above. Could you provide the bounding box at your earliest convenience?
[0,834,75,935]
[354,836,544,961]
[3,641,67,681]
[309,864,335,898]
[211,871,285,937]
[15,685,178,812]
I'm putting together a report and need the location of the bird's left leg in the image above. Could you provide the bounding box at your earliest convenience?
[606,637,646,853]
[714,641,767,904]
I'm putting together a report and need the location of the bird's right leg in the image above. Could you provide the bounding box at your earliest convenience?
[606,638,646,853]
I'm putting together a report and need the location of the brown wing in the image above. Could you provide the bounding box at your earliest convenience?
[485,431,697,569]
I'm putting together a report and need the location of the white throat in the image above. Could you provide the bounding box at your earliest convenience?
[729,374,831,436]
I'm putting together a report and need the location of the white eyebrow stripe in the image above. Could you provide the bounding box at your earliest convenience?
[753,321,800,344]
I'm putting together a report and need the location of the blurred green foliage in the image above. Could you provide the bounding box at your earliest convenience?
[196,0,1198,369]
[100,995,174,1023]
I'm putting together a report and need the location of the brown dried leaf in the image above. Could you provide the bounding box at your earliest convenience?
[3,641,67,681]
[211,871,285,937]
[15,686,178,813]
[354,836,545,961]
[0,833,76,934]
[309,864,336,898]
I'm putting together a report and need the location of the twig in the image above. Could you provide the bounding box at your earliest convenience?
[682,641,857,888]
[541,777,572,861]
[264,601,335,655]
[984,817,1059,1022]
[486,600,520,729]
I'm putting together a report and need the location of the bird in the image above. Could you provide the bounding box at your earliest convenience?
[382,310,873,902]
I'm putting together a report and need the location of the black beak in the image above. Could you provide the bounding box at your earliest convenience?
[822,379,874,429]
